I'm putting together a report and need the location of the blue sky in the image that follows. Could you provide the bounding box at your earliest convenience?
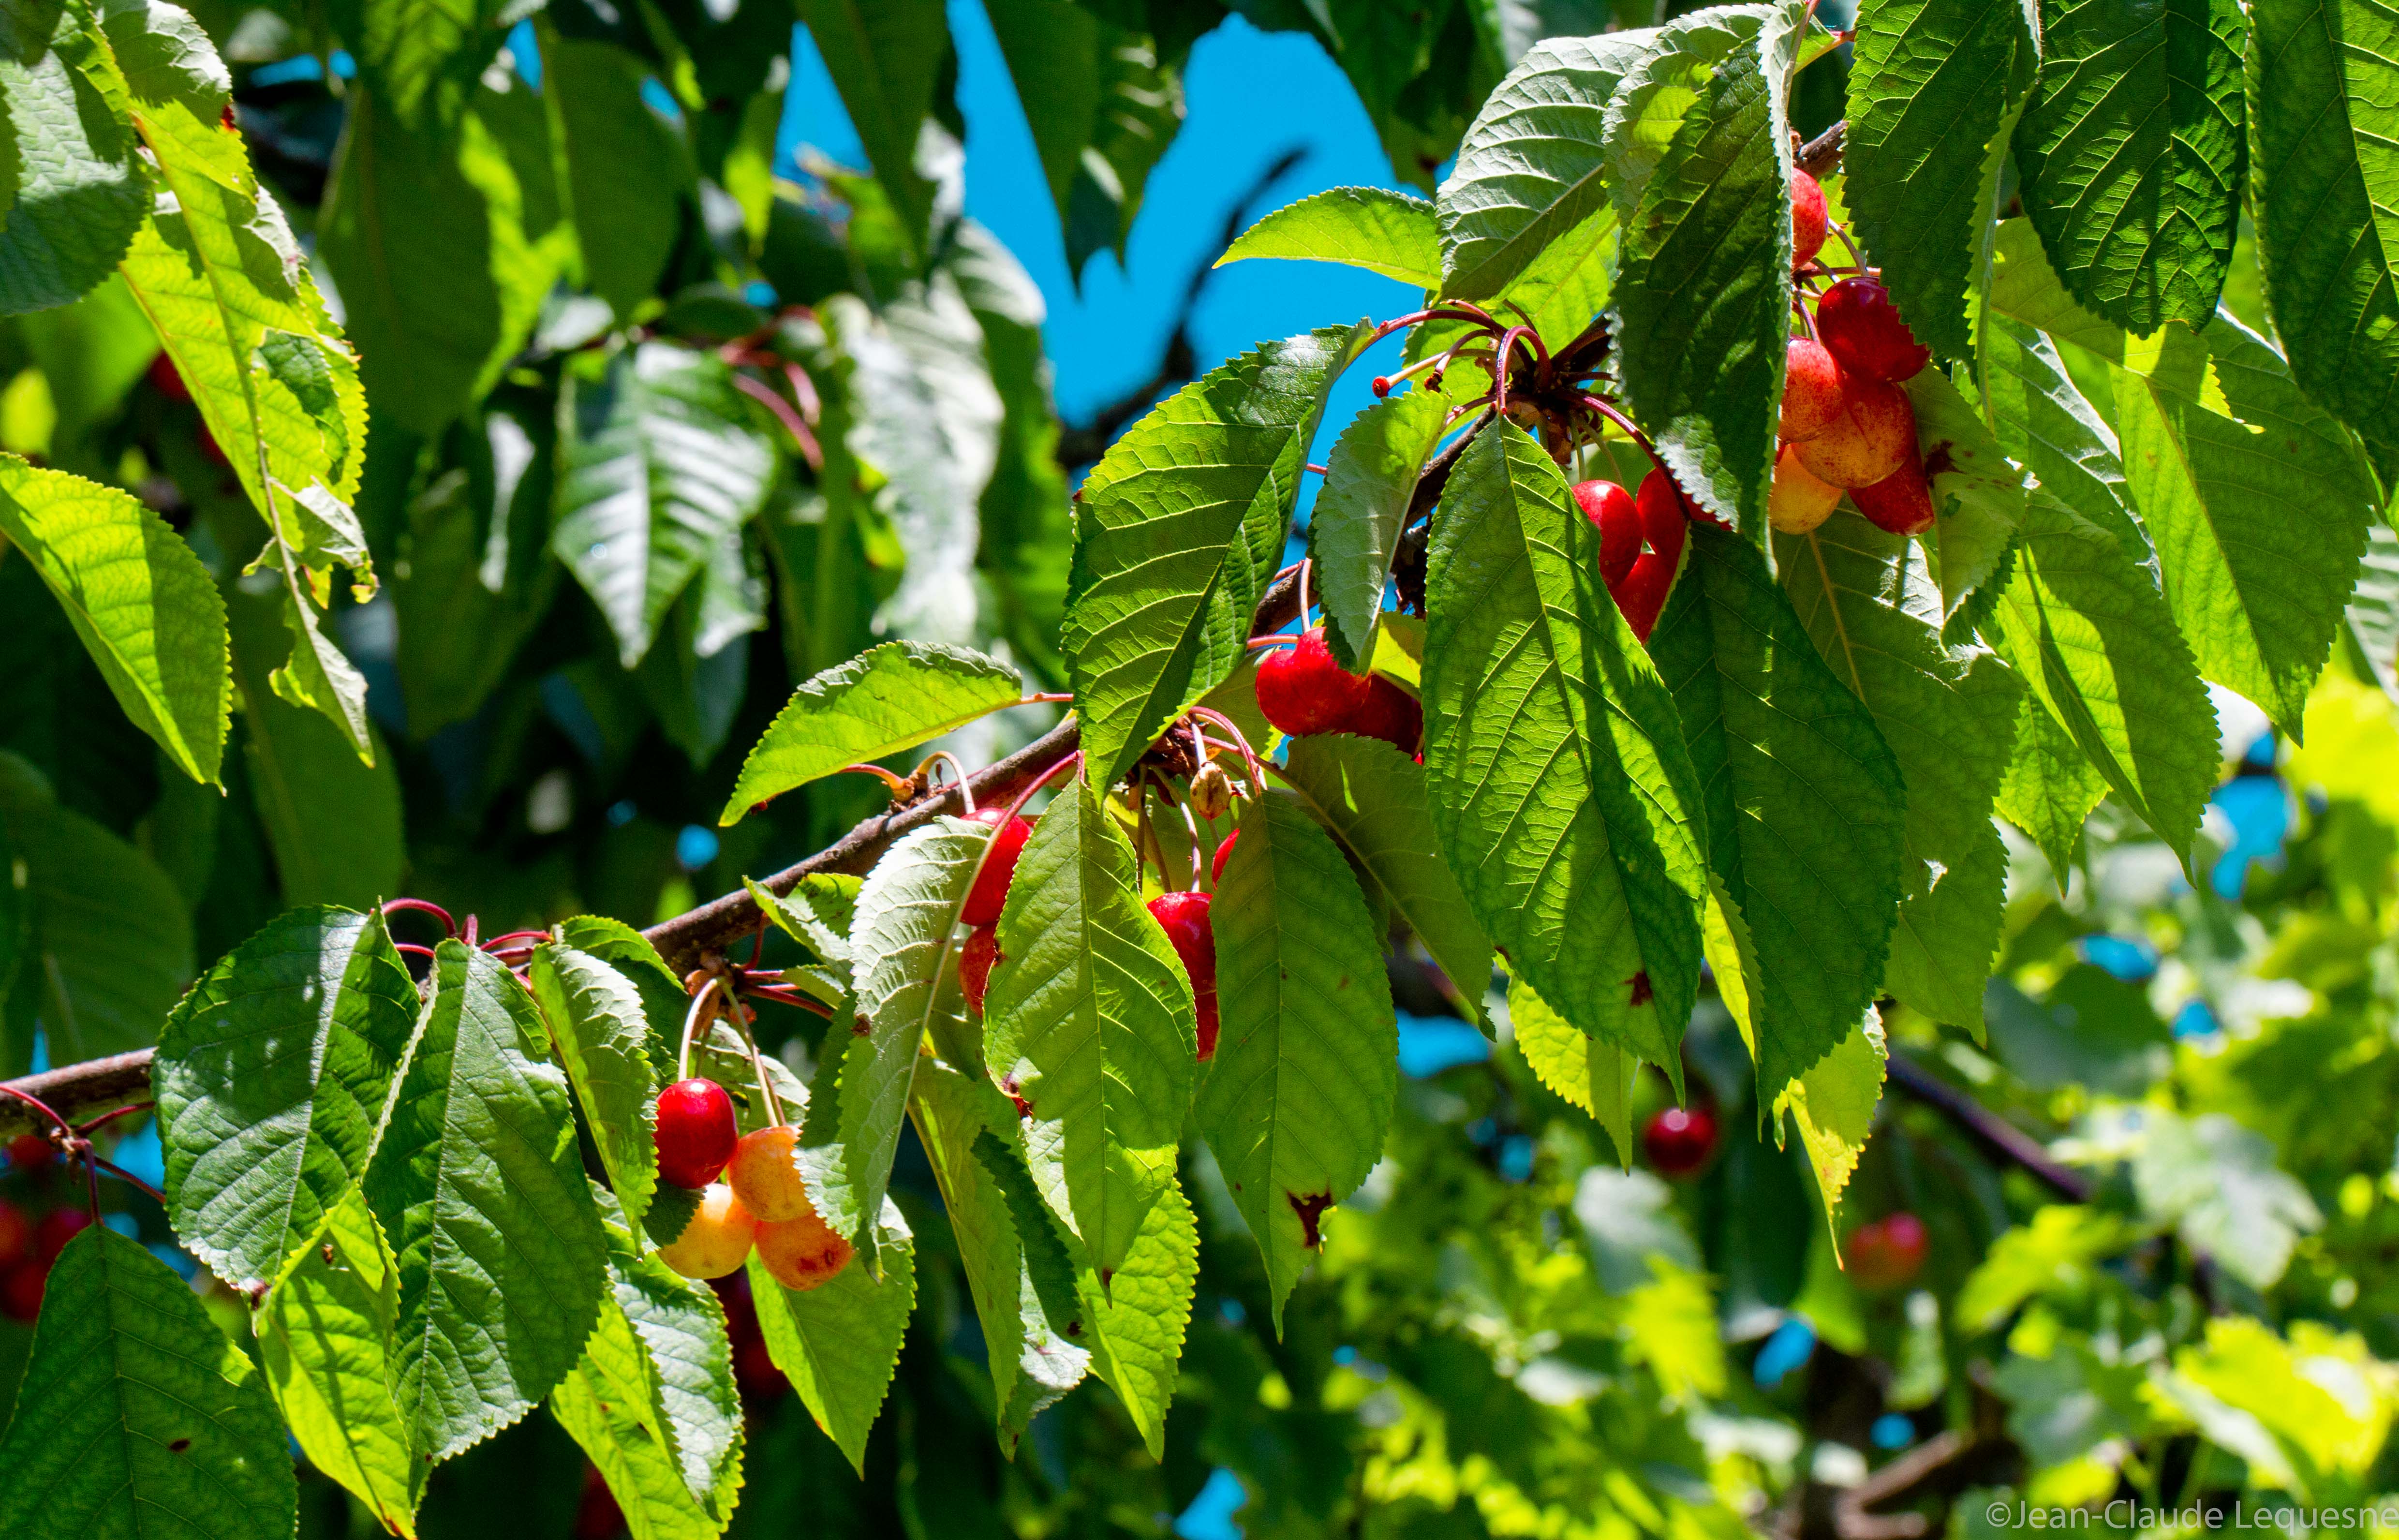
[781,4,1423,504]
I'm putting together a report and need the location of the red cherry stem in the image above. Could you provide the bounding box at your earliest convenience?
[0,1083,101,1223]
[87,1154,165,1204]
[1791,294,1819,342]
[1829,221,1867,274]
[1363,305,1510,348]
[381,898,456,937]
[731,370,823,473]
[676,975,730,1082]
[76,1100,153,1137]
[739,983,833,1019]
[1185,706,1267,791]
[481,929,548,954]
[715,987,787,1130]
[1579,395,1672,484]
[395,942,438,964]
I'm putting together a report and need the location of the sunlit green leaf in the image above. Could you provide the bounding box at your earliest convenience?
[532,943,661,1242]
[1222,186,1439,286]
[746,1199,915,1475]
[1311,387,1453,671]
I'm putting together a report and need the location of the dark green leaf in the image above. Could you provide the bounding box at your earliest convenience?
[531,944,662,1242]
[544,30,689,318]
[1311,387,1453,672]
[0,0,144,315]
[795,0,945,259]
[1996,689,2106,879]
[746,1199,915,1475]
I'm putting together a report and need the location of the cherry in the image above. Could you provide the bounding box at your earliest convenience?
[1846,1212,1929,1290]
[1642,1106,1718,1179]
[1792,377,1914,489]
[1211,831,1238,883]
[0,1260,44,1322]
[959,923,1001,1015]
[1791,170,1829,269]
[654,1078,739,1190]
[1779,338,1845,441]
[1769,444,1843,534]
[1254,627,1371,737]
[0,1200,26,1269]
[6,1134,52,1171]
[755,1208,856,1291]
[1851,454,1935,535]
[145,350,191,403]
[1611,470,1690,642]
[1347,675,1422,756]
[727,1124,821,1224]
[573,1460,627,1540]
[961,806,1033,927]
[659,1183,757,1280]
[1815,277,1930,383]
[1147,891,1219,1061]
[33,1207,89,1264]
[1572,479,1641,589]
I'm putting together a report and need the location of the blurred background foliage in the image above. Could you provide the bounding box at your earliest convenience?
[6,0,2399,1537]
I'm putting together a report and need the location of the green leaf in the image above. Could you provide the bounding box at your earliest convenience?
[983,776,1196,1277]
[983,0,1100,230]
[797,816,983,1248]
[1776,513,2024,1033]
[1221,186,1440,286]
[794,0,944,260]
[1311,387,1453,671]
[1436,31,1653,299]
[1423,421,1710,1073]
[977,1128,1198,1460]
[1906,363,2027,613]
[1991,218,2381,734]
[0,455,228,783]
[0,751,191,1062]
[226,583,403,909]
[545,30,688,318]
[1996,688,2107,877]
[745,873,861,982]
[532,943,662,1243]
[363,938,610,1463]
[550,1220,744,1537]
[1064,324,1369,786]
[0,0,145,315]
[2011,0,2246,333]
[554,341,777,668]
[746,1199,916,1476]
[1774,1015,1886,1232]
[0,1226,296,1540]
[1649,528,1909,1095]
[1059,16,1183,277]
[909,1064,1089,1451]
[1610,2,1806,531]
[2246,0,2399,453]
[2347,521,2399,702]
[156,904,417,1288]
[721,641,1022,823]
[2133,1110,2321,1290]
[261,1188,423,1537]
[1199,790,1397,1327]
[1844,0,2037,361]
[1508,970,1635,1158]
[1991,492,2218,859]
[1274,734,1495,1025]
[320,91,559,434]
[324,0,503,131]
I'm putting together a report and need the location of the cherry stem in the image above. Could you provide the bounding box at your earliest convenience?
[481,930,548,954]
[747,916,768,971]
[1791,294,1819,342]
[1171,773,1205,893]
[76,1101,153,1137]
[1185,706,1266,792]
[462,915,479,948]
[1581,395,1671,481]
[718,993,786,1130]
[395,942,437,964]
[1496,323,1549,385]
[1365,306,1507,347]
[381,898,456,937]
[740,983,833,1019]
[1305,462,1328,475]
[1245,635,1295,651]
[945,751,1083,939]
[1021,693,1075,706]
[731,370,823,473]
[916,751,976,816]
[1297,558,1313,630]
[89,1155,165,1204]
[842,763,912,797]
[0,1084,68,1147]
[676,975,728,1082]
[1831,221,1866,273]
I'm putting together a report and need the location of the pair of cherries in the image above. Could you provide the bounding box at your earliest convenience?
[953,803,1224,1061]
[1571,468,1695,641]
[1772,172,1937,537]
[1254,631,1422,756]
[651,1081,852,1288]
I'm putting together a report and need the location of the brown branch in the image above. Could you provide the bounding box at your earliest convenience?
[1797,120,1846,180]
[0,559,1322,1139]
[1884,1050,2089,1201]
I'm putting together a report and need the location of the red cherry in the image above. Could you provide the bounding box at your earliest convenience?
[1572,479,1641,589]
[1852,454,1935,535]
[1816,277,1930,383]
[574,1459,626,1540]
[961,806,1033,926]
[6,1134,51,1172]
[1780,338,1846,441]
[1643,1106,1718,1179]
[1345,676,1422,756]
[1769,444,1843,535]
[1212,831,1238,883]
[959,924,1001,1015]
[1146,891,1219,1061]
[0,1260,44,1321]
[654,1078,739,1190]
[145,350,191,403]
[196,422,227,467]
[1610,471,1690,641]
[1791,170,1829,269]
[33,1208,91,1265]
[1846,1212,1928,1290]
[1254,627,1372,737]
[0,1200,26,1269]
[1792,377,1915,489]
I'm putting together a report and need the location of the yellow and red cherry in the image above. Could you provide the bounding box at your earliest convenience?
[1769,444,1843,534]
[1643,1105,1718,1179]
[959,923,1001,1015]
[1816,276,1930,383]
[726,1124,820,1224]
[1792,377,1915,489]
[655,1077,739,1190]
[659,1183,758,1280]
[1147,891,1219,1061]
[1255,627,1372,737]
[1846,1212,1928,1289]
[960,806,1032,926]
[755,1208,856,1291]
[1780,338,1846,441]
[1852,453,1936,535]
[1791,169,1829,268]
[1573,478,1642,589]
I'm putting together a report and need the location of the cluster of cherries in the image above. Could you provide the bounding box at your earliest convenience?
[1768,172,1936,537]
[648,1076,853,1287]
[0,1138,94,1321]
[1568,470,1698,642]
